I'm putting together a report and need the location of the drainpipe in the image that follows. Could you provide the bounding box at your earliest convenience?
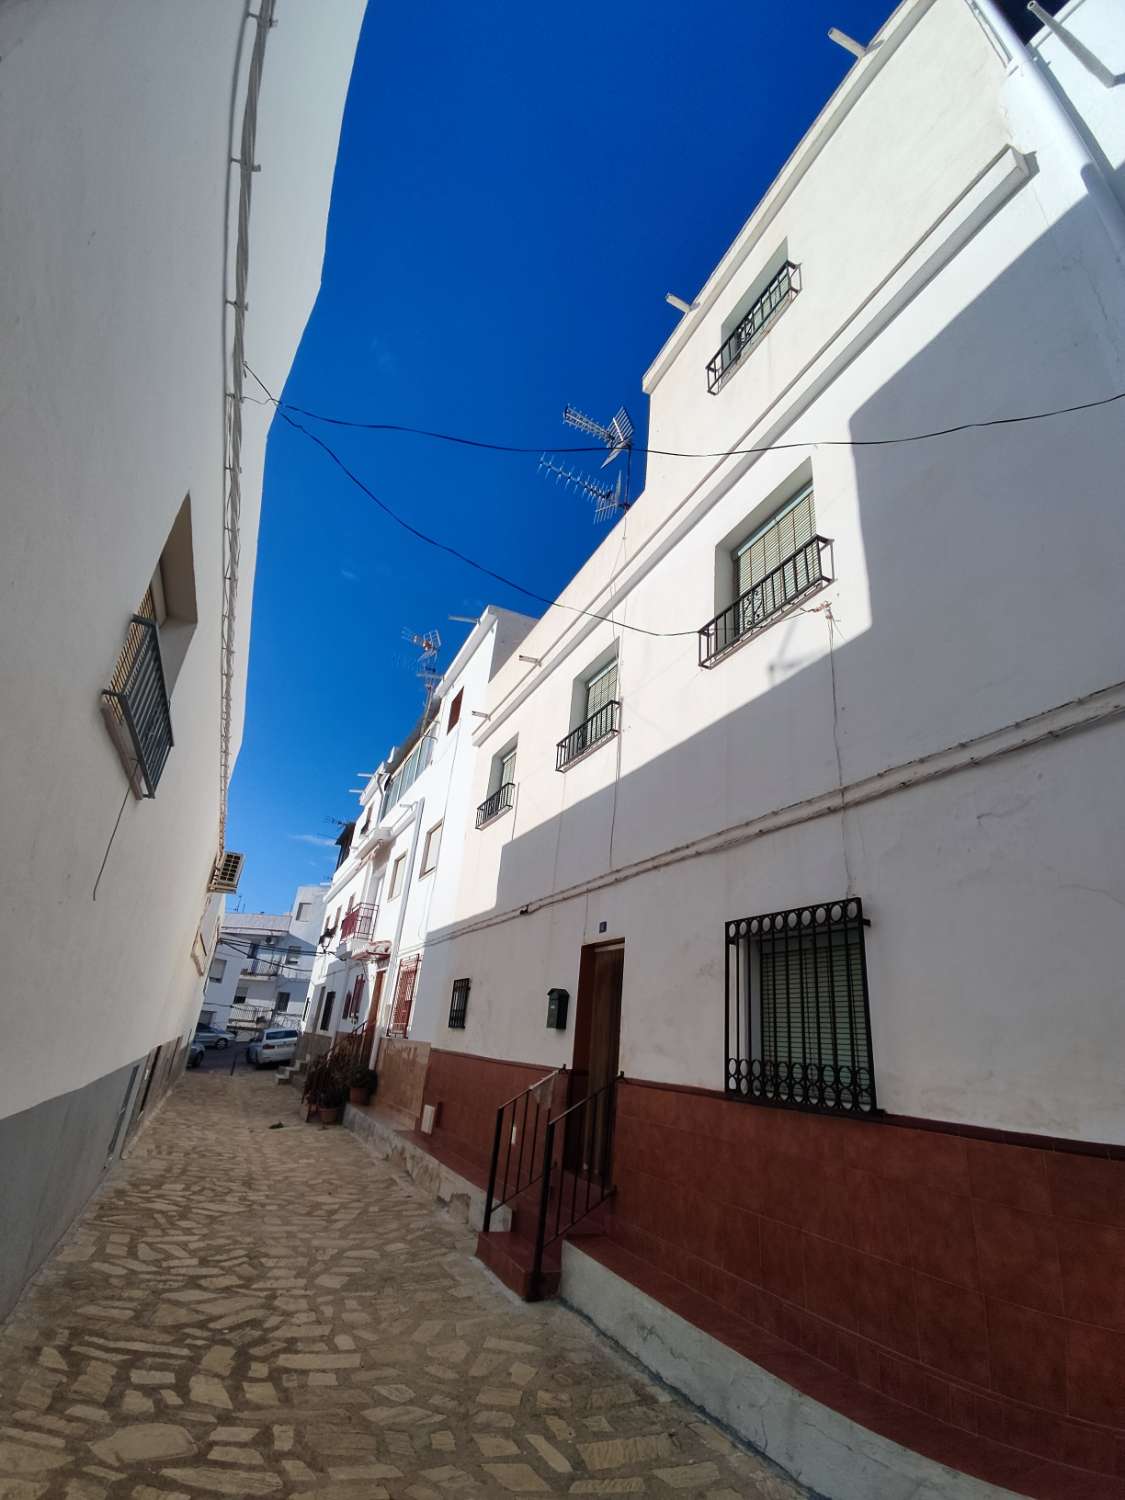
[374,796,425,1050]
[965,0,1125,266]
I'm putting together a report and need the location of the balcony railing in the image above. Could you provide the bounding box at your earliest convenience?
[556,700,620,771]
[339,903,378,943]
[699,536,833,668]
[101,615,173,797]
[476,781,515,827]
[706,261,800,394]
[241,956,284,978]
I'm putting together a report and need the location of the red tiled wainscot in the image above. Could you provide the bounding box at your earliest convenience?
[605,1077,1125,1487]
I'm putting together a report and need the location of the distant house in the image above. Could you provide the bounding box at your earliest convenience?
[201,886,324,1032]
[301,608,534,1060]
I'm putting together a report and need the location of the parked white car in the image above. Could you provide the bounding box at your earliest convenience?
[246,1027,300,1068]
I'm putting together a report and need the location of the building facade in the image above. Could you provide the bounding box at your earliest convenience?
[302,609,534,1102]
[352,3,1125,1495]
[201,886,324,1032]
[0,2,365,1320]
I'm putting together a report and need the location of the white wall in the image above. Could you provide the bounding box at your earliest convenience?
[424,0,1125,1140]
[0,1,364,1118]
[304,610,535,1046]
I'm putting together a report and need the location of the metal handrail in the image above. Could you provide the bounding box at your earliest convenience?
[476,781,516,828]
[699,535,833,667]
[530,1073,622,1296]
[706,260,800,394]
[482,1066,566,1231]
[340,903,378,941]
[556,700,620,771]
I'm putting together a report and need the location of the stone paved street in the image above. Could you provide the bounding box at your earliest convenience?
[0,1070,803,1499]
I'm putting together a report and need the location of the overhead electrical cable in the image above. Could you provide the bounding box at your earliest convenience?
[247,376,1125,460]
[243,363,1124,644]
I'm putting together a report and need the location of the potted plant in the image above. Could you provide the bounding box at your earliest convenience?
[302,1053,349,1124]
[348,1065,379,1107]
[316,1078,348,1125]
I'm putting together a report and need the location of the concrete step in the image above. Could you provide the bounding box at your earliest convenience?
[475,1229,561,1301]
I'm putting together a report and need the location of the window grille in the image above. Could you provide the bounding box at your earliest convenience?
[700,486,832,666]
[389,959,419,1036]
[726,899,876,1115]
[102,614,173,797]
[557,661,621,771]
[448,977,470,1029]
[707,260,800,394]
[477,780,515,827]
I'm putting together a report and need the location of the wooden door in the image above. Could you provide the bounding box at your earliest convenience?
[567,942,623,1176]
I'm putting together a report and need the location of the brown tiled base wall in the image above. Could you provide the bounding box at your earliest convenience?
[421,1048,556,1174]
[608,1079,1125,1484]
[374,1035,431,1124]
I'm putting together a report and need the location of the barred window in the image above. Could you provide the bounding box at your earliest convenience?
[448,978,470,1029]
[725,899,876,1115]
[585,660,618,720]
[734,484,814,606]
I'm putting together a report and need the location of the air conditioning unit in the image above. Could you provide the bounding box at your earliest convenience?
[209,850,245,893]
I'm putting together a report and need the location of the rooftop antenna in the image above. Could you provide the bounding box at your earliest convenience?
[541,403,633,524]
[539,458,627,523]
[562,404,634,468]
[401,626,442,713]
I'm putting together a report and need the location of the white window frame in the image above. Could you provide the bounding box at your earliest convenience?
[388,853,407,899]
[208,957,227,982]
[420,820,443,876]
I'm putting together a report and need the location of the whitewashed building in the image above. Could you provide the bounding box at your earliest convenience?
[354,4,1125,1496]
[0,2,364,1319]
[201,886,324,1032]
[302,609,534,1080]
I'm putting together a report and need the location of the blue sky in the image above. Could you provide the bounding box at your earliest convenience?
[229,0,891,914]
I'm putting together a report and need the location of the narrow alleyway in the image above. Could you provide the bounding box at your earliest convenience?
[0,1070,802,1499]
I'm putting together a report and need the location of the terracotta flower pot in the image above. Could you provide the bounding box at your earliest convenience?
[318,1105,342,1125]
[348,1086,371,1106]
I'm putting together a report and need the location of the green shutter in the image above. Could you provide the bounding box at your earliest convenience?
[585,660,618,720]
[735,487,815,609]
[760,928,867,1085]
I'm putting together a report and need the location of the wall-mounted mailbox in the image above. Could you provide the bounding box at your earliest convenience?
[546,987,569,1030]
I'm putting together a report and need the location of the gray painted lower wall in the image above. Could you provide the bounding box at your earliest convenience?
[560,1241,1027,1500]
[0,1037,182,1322]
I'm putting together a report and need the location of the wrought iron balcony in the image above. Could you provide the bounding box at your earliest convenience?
[241,955,284,978]
[556,700,620,771]
[476,781,515,828]
[339,903,378,945]
[699,536,833,667]
[101,615,173,797]
[706,261,800,394]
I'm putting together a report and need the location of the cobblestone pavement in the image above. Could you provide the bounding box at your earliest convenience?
[0,1070,803,1499]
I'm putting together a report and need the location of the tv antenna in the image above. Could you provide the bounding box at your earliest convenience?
[539,458,627,523]
[401,626,442,712]
[541,403,633,524]
[562,405,634,467]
